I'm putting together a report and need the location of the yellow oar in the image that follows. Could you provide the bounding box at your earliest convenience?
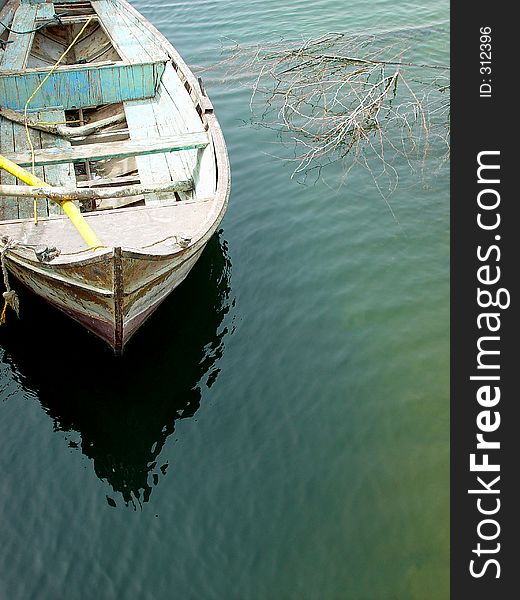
[0,153,102,249]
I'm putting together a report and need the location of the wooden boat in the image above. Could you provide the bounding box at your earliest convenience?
[0,0,230,353]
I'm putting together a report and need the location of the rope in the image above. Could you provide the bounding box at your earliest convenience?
[0,237,19,325]
[23,16,93,225]
[36,120,81,126]
[57,244,108,257]
[0,235,64,325]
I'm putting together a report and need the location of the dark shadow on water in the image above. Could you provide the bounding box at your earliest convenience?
[0,232,234,508]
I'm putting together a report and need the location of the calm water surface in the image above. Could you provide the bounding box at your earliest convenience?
[0,1,449,599]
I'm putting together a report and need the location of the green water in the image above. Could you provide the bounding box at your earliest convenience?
[0,1,449,599]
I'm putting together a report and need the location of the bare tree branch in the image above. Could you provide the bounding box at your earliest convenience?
[219,28,450,195]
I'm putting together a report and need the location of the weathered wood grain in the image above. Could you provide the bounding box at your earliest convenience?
[148,72,194,200]
[1,58,118,74]
[0,115,19,220]
[0,106,126,138]
[97,156,137,179]
[123,99,173,205]
[77,173,140,188]
[39,109,77,215]
[91,0,167,63]
[0,198,213,255]
[35,2,55,21]
[0,2,16,37]
[13,117,49,219]
[0,179,192,199]
[109,0,163,58]
[123,60,214,204]
[0,3,37,71]
[4,131,209,166]
[160,63,216,198]
[0,61,166,110]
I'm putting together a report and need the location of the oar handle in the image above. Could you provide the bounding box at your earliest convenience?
[0,153,102,249]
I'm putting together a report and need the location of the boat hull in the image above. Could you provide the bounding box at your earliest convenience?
[5,241,206,353]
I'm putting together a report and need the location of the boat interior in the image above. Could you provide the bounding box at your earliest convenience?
[27,10,122,69]
[0,0,216,224]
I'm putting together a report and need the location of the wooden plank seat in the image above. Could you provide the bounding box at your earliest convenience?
[0,61,167,111]
[2,131,209,167]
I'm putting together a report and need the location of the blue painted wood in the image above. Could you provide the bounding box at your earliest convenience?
[124,99,173,205]
[4,131,209,166]
[0,61,165,110]
[0,4,37,70]
[0,5,16,36]
[35,3,55,20]
[158,64,215,199]
[91,0,167,63]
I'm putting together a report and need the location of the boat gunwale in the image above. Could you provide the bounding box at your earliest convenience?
[2,195,219,266]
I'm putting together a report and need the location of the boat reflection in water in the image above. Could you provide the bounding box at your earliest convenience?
[1,232,233,508]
